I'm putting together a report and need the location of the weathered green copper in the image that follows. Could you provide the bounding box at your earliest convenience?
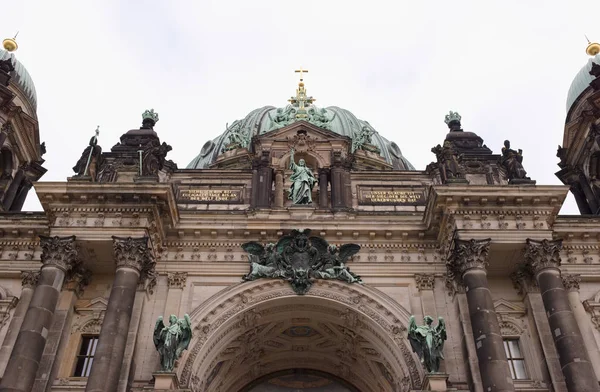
[352,124,380,153]
[288,148,316,205]
[153,314,192,372]
[142,109,159,124]
[444,111,461,125]
[242,229,361,295]
[407,315,447,373]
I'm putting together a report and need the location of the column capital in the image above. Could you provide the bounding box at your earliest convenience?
[20,271,39,289]
[524,238,562,274]
[562,274,581,292]
[447,238,491,284]
[39,235,80,272]
[167,272,187,289]
[112,236,157,292]
[63,267,92,297]
[415,274,435,291]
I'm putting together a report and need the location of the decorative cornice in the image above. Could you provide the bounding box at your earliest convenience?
[446,238,491,285]
[562,274,581,291]
[39,235,80,273]
[167,272,187,289]
[414,274,435,291]
[20,271,39,288]
[523,238,562,274]
[112,236,157,293]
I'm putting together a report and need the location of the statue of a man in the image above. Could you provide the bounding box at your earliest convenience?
[500,140,529,180]
[288,149,316,204]
[153,314,192,372]
[431,141,463,182]
[407,315,447,373]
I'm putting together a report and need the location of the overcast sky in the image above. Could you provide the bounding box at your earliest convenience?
[3,0,599,213]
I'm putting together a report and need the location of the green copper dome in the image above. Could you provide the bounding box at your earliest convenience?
[566,53,600,112]
[0,49,37,110]
[186,104,415,170]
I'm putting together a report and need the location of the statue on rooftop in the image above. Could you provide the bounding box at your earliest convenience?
[72,127,102,181]
[500,140,530,181]
[431,140,464,183]
[153,314,192,372]
[408,315,447,373]
[353,123,381,154]
[288,148,316,205]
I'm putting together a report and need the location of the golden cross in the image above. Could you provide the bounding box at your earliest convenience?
[295,67,308,81]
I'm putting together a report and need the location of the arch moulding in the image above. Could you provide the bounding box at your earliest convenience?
[178,279,423,392]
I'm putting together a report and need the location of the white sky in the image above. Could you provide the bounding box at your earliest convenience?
[3,0,599,213]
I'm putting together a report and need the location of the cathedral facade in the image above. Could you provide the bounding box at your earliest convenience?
[0,37,600,392]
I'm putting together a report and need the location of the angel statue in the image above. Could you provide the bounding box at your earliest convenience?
[241,242,284,281]
[407,315,447,373]
[153,314,192,372]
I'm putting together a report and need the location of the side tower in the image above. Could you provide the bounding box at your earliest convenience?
[0,37,46,211]
[556,40,600,214]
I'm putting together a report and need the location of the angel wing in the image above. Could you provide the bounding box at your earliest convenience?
[309,236,329,256]
[407,316,424,359]
[176,314,192,358]
[153,316,166,350]
[276,236,294,254]
[338,244,361,263]
[435,317,447,341]
[241,242,265,256]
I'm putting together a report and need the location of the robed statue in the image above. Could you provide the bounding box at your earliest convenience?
[408,315,447,373]
[500,140,530,181]
[153,314,192,372]
[288,148,316,204]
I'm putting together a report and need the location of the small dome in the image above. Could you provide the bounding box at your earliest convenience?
[187,104,415,170]
[0,48,37,110]
[566,53,600,112]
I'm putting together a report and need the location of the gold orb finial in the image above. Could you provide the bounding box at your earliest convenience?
[586,35,600,56]
[2,32,18,52]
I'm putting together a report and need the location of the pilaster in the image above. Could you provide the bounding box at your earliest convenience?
[415,274,437,318]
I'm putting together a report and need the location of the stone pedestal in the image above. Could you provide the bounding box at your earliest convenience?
[153,373,179,390]
[422,373,449,391]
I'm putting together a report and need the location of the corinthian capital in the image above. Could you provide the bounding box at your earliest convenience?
[447,238,491,282]
[524,239,562,274]
[561,274,581,291]
[21,271,40,288]
[112,236,157,292]
[39,235,80,272]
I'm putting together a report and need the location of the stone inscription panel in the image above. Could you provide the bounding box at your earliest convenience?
[358,186,426,205]
[177,186,244,204]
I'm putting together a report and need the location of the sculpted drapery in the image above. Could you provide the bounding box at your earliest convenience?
[288,148,316,205]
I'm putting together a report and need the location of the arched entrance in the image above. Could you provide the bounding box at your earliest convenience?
[243,369,358,391]
[179,280,423,392]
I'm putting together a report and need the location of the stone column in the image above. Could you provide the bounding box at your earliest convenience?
[10,179,32,212]
[522,239,599,392]
[32,271,90,392]
[563,275,600,382]
[318,168,329,209]
[447,238,514,392]
[85,236,155,392]
[0,236,80,392]
[570,184,593,215]
[274,170,284,208]
[117,285,146,392]
[1,169,23,211]
[0,272,39,378]
[251,150,272,209]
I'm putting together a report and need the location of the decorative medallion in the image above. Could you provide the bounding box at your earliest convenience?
[241,229,361,295]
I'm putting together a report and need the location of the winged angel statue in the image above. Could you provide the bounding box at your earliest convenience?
[153,314,192,372]
[241,229,361,294]
[407,315,447,373]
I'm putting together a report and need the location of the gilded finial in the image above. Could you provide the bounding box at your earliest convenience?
[585,35,600,56]
[2,32,19,52]
[289,68,315,119]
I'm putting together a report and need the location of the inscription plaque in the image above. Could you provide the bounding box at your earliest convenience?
[177,188,243,203]
[358,187,426,205]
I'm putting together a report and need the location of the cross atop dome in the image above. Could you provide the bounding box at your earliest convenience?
[289,67,315,119]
